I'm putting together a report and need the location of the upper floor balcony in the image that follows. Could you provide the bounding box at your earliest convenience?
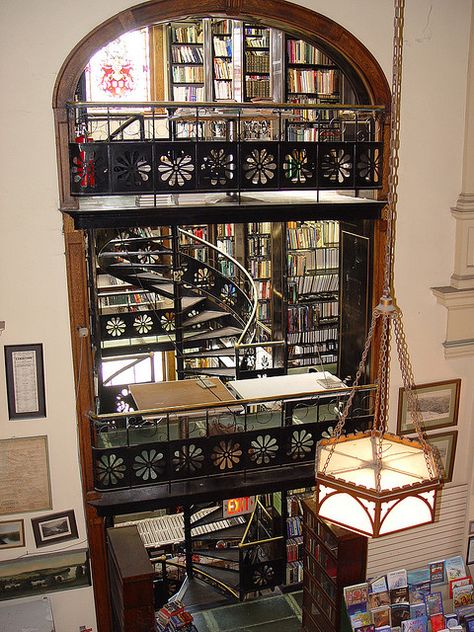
[66,101,386,227]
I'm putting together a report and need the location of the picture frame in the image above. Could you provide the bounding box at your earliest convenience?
[427,431,458,483]
[397,379,461,434]
[31,510,78,548]
[4,343,46,420]
[0,519,25,550]
[467,536,474,566]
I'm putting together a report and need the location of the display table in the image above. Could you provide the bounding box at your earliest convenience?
[129,377,237,411]
[227,371,346,400]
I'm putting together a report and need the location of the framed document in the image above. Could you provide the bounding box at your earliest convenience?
[4,344,46,419]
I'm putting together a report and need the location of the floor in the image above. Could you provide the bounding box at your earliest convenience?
[191,591,303,632]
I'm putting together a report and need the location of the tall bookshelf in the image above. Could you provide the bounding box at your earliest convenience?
[168,20,205,102]
[243,24,271,101]
[247,223,272,326]
[286,221,340,370]
[285,37,341,142]
[211,19,234,101]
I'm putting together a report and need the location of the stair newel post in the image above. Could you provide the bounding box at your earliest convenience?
[86,228,101,411]
[171,226,185,380]
[183,505,194,579]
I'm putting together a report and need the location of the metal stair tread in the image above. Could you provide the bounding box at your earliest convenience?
[192,548,240,563]
[185,326,242,341]
[183,310,228,326]
[193,561,239,576]
[184,348,235,358]
[184,367,237,377]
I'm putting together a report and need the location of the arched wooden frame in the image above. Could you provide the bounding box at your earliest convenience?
[53,2,391,631]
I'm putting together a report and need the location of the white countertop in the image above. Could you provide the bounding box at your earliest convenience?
[227,371,347,400]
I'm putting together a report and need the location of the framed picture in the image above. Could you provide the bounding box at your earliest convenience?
[468,536,474,566]
[0,519,25,549]
[397,379,461,434]
[4,343,46,420]
[427,430,458,483]
[31,510,78,548]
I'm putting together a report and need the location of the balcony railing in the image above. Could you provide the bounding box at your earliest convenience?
[67,102,384,200]
[89,382,376,492]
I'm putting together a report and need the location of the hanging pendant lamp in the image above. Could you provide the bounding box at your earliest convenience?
[314,0,443,538]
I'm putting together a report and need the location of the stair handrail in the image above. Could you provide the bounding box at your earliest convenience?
[178,228,258,347]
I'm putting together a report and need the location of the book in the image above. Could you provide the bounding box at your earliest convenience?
[370,576,389,593]
[409,581,431,604]
[369,591,391,609]
[453,583,474,608]
[351,612,373,629]
[431,614,446,632]
[391,586,409,604]
[344,582,369,608]
[391,603,411,628]
[408,568,430,586]
[429,561,446,585]
[375,627,391,632]
[449,576,472,598]
[401,616,428,632]
[443,613,458,628]
[410,603,427,619]
[466,618,474,632]
[354,626,375,632]
[425,592,444,616]
[455,604,474,620]
[371,606,391,628]
[445,556,466,582]
[388,569,408,590]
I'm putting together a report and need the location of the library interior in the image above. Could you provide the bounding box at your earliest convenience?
[1,1,474,632]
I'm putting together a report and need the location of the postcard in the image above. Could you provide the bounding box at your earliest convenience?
[344,582,369,607]
[368,591,390,609]
[429,561,445,585]
[371,606,391,628]
[430,613,446,632]
[388,569,408,590]
[425,592,444,616]
[445,556,466,582]
[449,576,472,598]
[409,582,431,605]
[410,603,427,619]
[401,615,428,632]
[453,583,474,609]
[391,587,410,604]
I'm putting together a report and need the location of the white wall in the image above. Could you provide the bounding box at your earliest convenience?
[0,1,472,630]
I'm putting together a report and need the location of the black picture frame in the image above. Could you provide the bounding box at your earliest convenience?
[4,343,46,419]
[31,509,78,548]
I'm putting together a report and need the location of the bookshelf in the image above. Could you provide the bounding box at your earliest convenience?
[302,499,368,632]
[168,20,205,102]
[285,36,341,142]
[247,222,272,325]
[211,19,234,101]
[286,221,340,370]
[285,493,304,587]
[243,24,271,101]
[216,223,235,277]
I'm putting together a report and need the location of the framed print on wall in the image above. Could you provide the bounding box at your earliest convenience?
[31,510,78,548]
[0,519,25,550]
[427,430,458,483]
[397,378,461,434]
[4,343,46,420]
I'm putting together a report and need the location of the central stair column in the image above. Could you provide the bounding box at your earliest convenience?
[171,225,186,380]
[183,505,194,579]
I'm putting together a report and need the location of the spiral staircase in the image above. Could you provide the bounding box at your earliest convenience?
[96,227,268,412]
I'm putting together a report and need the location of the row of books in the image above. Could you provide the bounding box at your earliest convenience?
[171,45,204,64]
[213,36,232,57]
[344,556,473,632]
[249,259,271,278]
[249,222,272,234]
[245,28,270,47]
[245,50,270,73]
[287,126,345,142]
[216,238,234,256]
[286,537,303,562]
[212,19,232,36]
[287,326,337,346]
[287,304,320,334]
[287,95,338,121]
[286,560,303,585]
[245,77,271,98]
[287,247,339,274]
[287,515,302,537]
[257,302,270,322]
[289,348,338,366]
[170,25,203,44]
[248,237,270,257]
[288,271,338,295]
[216,223,234,237]
[213,58,233,79]
[172,86,205,101]
[255,279,271,300]
[288,68,339,95]
[287,221,340,248]
[172,66,204,83]
[287,40,333,65]
[214,82,233,100]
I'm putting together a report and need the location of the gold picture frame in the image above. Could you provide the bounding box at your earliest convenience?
[397,379,461,434]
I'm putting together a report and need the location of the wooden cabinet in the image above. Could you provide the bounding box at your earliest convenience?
[302,499,368,632]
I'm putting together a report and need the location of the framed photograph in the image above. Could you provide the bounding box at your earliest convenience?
[397,379,461,434]
[427,431,458,483]
[31,510,78,548]
[467,536,474,566]
[4,344,46,420]
[0,519,25,549]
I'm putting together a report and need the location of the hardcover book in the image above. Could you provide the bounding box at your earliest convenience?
[430,613,446,632]
[429,561,446,585]
[390,586,410,604]
[449,576,472,598]
[351,612,373,629]
[401,615,428,632]
[444,613,458,628]
[344,582,369,608]
[452,583,474,609]
[410,603,427,619]
[370,576,389,593]
[388,569,408,590]
[354,626,375,632]
[391,603,411,628]
[368,591,390,609]
[371,606,391,628]
[445,556,466,582]
[408,568,430,586]
[425,592,444,616]
[409,581,431,604]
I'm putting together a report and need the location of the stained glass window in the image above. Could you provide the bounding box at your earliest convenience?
[85,28,150,102]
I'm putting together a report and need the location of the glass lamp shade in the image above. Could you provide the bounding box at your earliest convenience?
[315,432,441,537]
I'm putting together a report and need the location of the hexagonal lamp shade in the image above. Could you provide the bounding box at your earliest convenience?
[315,431,440,537]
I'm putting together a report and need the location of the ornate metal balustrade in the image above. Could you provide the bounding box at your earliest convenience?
[68,102,384,199]
[90,382,376,492]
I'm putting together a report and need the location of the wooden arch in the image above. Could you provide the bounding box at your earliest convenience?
[53,3,390,632]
